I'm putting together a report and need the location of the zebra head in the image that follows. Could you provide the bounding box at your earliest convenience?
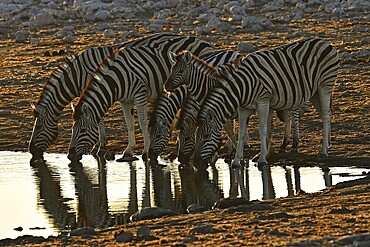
[164,50,192,92]
[176,116,196,165]
[29,103,58,163]
[68,103,99,162]
[176,102,199,165]
[148,116,171,163]
[194,108,223,170]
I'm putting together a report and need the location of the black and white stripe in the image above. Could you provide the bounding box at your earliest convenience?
[68,36,215,162]
[148,50,240,165]
[28,33,190,162]
[148,85,190,162]
[164,50,305,165]
[191,38,339,168]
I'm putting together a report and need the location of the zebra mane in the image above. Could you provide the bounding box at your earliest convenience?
[73,56,113,121]
[38,54,77,103]
[217,55,244,78]
[178,50,220,77]
[92,47,119,75]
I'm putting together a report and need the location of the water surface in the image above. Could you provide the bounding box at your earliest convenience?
[0,151,368,240]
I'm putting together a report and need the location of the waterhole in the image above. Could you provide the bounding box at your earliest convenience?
[0,151,368,239]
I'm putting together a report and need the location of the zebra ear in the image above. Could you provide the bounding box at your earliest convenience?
[30,102,37,111]
[169,52,177,64]
[183,51,192,65]
[30,103,46,116]
[81,103,92,120]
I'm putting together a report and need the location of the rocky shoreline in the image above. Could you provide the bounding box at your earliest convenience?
[1,175,369,246]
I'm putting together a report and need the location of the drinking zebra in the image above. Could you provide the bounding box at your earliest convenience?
[182,38,339,168]
[28,33,195,163]
[67,36,215,162]
[148,50,241,166]
[163,50,307,166]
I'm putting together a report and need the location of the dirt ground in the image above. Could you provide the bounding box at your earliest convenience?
[0,6,370,247]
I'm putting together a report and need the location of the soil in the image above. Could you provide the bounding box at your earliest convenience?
[0,6,370,247]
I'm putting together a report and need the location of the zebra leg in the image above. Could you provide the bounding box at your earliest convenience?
[135,97,150,162]
[256,102,271,166]
[278,111,292,153]
[310,92,331,158]
[116,102,139,162]
[318,92,332,158]
[224,119,237,148]
[291,109,300,153]
[266,109,274,157]
[97,120,108,156]
[91,120,107,156]
[231,108,253,168]
[223,119,237,163]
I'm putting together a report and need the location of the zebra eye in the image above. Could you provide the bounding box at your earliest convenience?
[80,128,87,134]
[203,132,211,140]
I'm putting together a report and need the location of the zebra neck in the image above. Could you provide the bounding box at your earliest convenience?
[188,64,219,103]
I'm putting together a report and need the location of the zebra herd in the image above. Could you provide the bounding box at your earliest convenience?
[29,33,340,169]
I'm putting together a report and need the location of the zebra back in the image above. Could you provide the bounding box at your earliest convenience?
[75,36,215,122]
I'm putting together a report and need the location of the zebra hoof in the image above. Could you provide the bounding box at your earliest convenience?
[142,153,148,162]
[257,159,268,166]
[224,157,232,165]
[104,151,115,161]
[148,158,158,167]
[290,149,298,154]
[231,161,242,168]
[317,153,329,159]
[116,153,139,162]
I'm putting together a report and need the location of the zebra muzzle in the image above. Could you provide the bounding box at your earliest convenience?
[29,145,44,162]
[68,147,82,162]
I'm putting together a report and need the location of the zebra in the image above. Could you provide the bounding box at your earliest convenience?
[148,85,191,164]
[183,38,339,168]
[28,33,194,163]
[163,50,307,166]
[67,36,215,162]
[148,50,241,165]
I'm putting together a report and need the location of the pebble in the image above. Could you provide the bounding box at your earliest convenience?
[130,207,178,222]
[63,35,74,44]
[116,231,133,243]
[237,41,255,53]
[14,30,29,43]
[195,26,211,35]
[190,225,222,234]
[187,203,207,214]
[137,225,151,237]
[29,13,55,27]
[104,29,115,38]
[0,109,11,116]
[182,235,198,243]
[70,227,97,236]
[13,226,23,232]
[147,23,163,32]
